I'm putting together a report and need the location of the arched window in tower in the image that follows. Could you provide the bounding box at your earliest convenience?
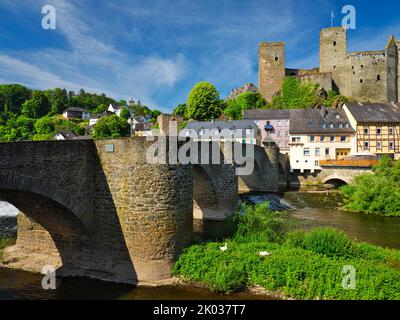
[275,57,279,61]
[333,41,337,46]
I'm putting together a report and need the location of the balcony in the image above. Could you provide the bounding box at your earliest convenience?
[319,159,379,168]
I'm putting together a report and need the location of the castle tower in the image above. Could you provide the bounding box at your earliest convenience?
[258,42,285,102]
[320,27,347,95]
[386,36,398,102]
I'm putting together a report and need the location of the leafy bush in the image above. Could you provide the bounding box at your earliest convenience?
[340,157,400,216]
[302,228,357,259]
[0,237,15,261]
[223,92,267,120]
[231,203,294,243]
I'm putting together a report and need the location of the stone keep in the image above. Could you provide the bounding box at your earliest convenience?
[259,27,400,103]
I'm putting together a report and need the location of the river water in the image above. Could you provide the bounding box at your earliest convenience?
[1,193,400,299]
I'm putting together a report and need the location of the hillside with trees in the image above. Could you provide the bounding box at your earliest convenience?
[0,84,161,141]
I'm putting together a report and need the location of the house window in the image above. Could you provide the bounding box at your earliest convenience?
[377,141,382,150]
[291,137,300,143]
[377,127,382,135]
[364,141,369,150]
[330,136,335,142]
[341,136,346,142]
[278,121,282,127]
[304,148,310,156]
[390,141,394,150]
[321,136,326,142]
[389,127,394,135]
[330,124,334,128]
[364,127,369,135]
[315,148,320,156]
[315,161,319,166]
[285,131,289,137]
[325,148,330,157]
[277,131,281,137]
[310,135,315,142]
[285,120,289,126]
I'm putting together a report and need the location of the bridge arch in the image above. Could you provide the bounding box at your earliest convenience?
[322,175,352,187]
[0,172,93,231]
[0,176,93,275]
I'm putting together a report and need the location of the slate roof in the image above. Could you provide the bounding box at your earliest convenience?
[53,130,77,140]
[186,120,258,131]
[289,108,355,134]
[64,107,89,113]
[90,110,113,119]
[243,109,290,120]
[344,103,400,123]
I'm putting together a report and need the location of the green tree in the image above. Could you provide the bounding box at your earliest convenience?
[92,103,108,114]
[340,157,400,216]
[0,84,32,114]
[173,103,187,118]
[119,107,131,120]
[44,88,68,115]
[186,82,223,120]
[21,91,51,118]
[118,99,127,106]
[34,117,56,134]
[92,114,130,139]
[223,92,266,120]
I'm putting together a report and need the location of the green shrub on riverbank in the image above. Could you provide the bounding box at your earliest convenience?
[0,237,15,261]
[340,156,400,216]
[173,204,400,299]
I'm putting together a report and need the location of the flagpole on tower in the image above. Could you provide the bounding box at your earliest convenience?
[331,10,335,28]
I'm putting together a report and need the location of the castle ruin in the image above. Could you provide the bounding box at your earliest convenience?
[259,27,399,103]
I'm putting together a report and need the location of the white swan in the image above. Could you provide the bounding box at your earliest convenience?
[219,243,228,252]
[259,251,271,257]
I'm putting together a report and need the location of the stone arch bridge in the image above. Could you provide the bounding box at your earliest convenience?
[0,138,278,284]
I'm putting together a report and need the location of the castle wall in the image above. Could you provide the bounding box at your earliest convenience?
[258,42,285,102]
[297,72,333,91]
[346,51,388,102]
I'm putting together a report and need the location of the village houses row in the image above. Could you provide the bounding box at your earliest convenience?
[186,102,400,174]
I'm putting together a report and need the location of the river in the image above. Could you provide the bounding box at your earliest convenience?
[1,193,400,299]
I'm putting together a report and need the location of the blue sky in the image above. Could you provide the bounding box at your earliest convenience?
[0,0,400,112]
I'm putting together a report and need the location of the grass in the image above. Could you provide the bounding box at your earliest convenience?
[173,203,400,300]
[0,237,16,261]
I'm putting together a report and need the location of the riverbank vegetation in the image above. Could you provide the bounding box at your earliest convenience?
[0,237,15,261]
[340,156,400,216]
[173,203,400,300]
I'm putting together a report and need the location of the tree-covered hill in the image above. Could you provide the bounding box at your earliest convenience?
[0,84,160,141]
